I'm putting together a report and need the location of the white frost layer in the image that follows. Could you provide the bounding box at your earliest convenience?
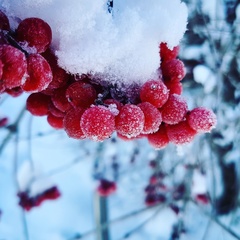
[1,0,188,84]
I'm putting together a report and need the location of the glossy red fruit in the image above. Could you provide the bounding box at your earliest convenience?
[66,81,97,108]
[166,120,197,145]
[0,44,27,89]
[51,87,72,112]
[138,102,162,134]
[26,92,51,116]
[48,101,65,118]
[159,42,180,61]
[115,104,145,138]
[22,54,53,92]
[63,107,86,139]
[164,81,183,95]
[97,179,117,197]
[80,105,115,141]
[161,94,188,125]
[0,10,10,31]
[140,80,169,108]
[16,17,52,53]
[147,124,169,149]
[47,113,64,129]
[161,59,186,82]
[117,132,146,141]
[187,107,217,133]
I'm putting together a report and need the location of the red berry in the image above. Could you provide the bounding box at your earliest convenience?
[80,105,115,141]
[161,59,186,82]
[166,120,197,145]
[187,107,217,133]
[16,18,52,53]
[140,80,169,108]
[117,132,146,141]
[0,59,3,80]
[4,87,23,97]
[147,124,169,149]
[104,99,123,111]
[26,92,51,116]
[0,44,27,89]
[51,87,72,112]
[66,81,97,108]
[63,107,86,139]
[47,113,64,129]
[48,101,65,118]
[42,186,61,200]
[115,104,144,138]
[97,179,117,197]
[0,117,8,127]
[138,102,162,134]
[42,48,69,89]
[0,10,10,31]
[159,42,179,61]
[22,54,53,92]
[164,81,183,95]
[161,94,188,125]
[195,193,209,204]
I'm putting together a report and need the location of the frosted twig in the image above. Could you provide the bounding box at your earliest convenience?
[0,106,26,155]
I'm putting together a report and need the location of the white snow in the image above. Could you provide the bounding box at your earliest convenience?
[1,0,188,85]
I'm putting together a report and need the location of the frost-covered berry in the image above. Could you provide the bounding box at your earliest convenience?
[115,104,145,138]
[164,81,183,95]
[26,92,51,116]
[66,81,97,108]
[0,10,10,31]
[187,107,217,132]
[47,113,64,129]
[104,99,123,111]
[138,102,162,134]
[16,18,52,53]
[161,59,185,82]
[166,121,197,145]
[22,54,53,92]
[159,42,179,61]
[51,87,72,112]
[140,80,169,108]
[147,124,169,149]
[63,107,85,139]
[97,179,117,197]
[161,94,188,125]
[0,44,27,89]
[80,105,115,141]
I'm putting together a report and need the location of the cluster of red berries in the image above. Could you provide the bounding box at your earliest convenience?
[96,179,117,197]
[0,10,217,149]
[17,186,60,211]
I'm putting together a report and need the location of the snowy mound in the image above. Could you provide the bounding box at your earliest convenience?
[1,0,188,84]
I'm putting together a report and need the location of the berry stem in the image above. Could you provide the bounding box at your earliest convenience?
[5,31,29,56]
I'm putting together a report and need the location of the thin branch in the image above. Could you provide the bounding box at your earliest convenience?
[191,199,240,240]
[0,106,26,155]
[69,203,168,240]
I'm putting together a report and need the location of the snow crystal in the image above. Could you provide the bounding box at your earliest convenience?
[1,0,188,85]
